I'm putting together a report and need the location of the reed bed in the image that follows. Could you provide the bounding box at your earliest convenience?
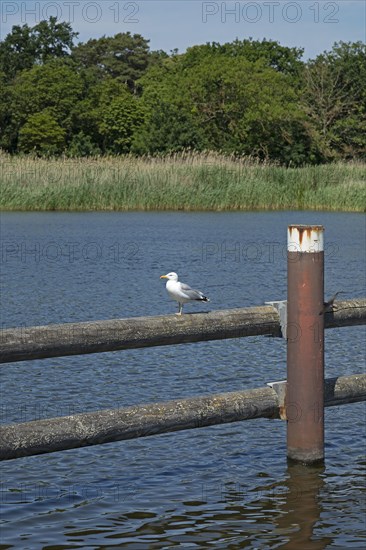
[0,151,365,211]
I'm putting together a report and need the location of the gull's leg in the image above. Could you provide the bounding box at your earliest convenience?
[176,302,183,316]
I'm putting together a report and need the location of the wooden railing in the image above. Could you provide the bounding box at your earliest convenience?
[1,299,365,364]
[0,298,365,461]
[1,374,365,461]
[1,223,365,464]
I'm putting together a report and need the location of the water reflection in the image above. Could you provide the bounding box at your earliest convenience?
[214,462,333,548]
[93,463,334,548]
[277,462,332,549]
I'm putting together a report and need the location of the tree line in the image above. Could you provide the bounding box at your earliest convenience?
[0,17,365,164]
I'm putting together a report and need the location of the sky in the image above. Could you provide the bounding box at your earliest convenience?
[0,0,365,59]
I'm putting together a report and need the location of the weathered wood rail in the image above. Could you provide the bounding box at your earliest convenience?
[1,374,365,460]
[1,299,365,364]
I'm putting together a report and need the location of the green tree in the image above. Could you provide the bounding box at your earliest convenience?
[138,54,306,163]
[32,17,78,63]
[71,32,158,92]
[10,59,83,138]
[303,41,366,160]
[132,101,206,154]
[67,131,101,157]
[0,24,36,79]
[18,111,66,155]
[0,17,77,80]
[191,56,306,161]
[72,78,135,153]
[181,38,304,78]
[0,71,14,150]
[99,90,144,153]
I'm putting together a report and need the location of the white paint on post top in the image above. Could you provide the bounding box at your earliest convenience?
[287,225,324,253]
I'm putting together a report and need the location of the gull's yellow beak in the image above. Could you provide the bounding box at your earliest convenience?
[160,275,168,279]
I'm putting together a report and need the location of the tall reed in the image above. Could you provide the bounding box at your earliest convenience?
[0,151,365,211]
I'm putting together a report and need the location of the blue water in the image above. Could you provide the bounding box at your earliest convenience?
[0,211,365,548]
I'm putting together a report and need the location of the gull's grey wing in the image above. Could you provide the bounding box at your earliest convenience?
[180,283,207,301]
[180,282,194,292]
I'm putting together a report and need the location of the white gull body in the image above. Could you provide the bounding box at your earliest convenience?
[160,272,210,315]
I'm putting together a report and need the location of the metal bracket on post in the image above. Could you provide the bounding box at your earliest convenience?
[265,300,287,339]
[267,380,287,420]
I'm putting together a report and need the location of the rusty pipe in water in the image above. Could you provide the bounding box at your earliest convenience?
[286,225,325,464]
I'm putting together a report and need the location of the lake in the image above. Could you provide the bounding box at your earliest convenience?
[1,211,365,548]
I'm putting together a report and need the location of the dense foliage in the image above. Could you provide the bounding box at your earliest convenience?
[0,18,365,164]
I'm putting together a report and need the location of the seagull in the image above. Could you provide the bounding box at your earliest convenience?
[319,291,344,315]
[160,272,210,315]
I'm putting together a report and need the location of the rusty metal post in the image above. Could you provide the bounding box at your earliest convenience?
[286,225,325,464]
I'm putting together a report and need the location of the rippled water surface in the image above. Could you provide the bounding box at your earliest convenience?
[1,211,365,549]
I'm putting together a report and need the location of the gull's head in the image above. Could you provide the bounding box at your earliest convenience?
[160,272,179,281]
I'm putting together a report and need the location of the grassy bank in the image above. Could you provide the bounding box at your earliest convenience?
[0,152,365,211]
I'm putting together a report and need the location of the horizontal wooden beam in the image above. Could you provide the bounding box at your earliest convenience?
[1,374,365,461]
[0,306,281,363]
[0,299,365,364]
